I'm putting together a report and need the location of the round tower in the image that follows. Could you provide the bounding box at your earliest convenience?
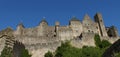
[39,18,48,27]
[37,18,48,36]
[69,17,82,37]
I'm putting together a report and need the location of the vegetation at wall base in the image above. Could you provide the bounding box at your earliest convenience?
[0,46,13,57]
[44,51,53,57]
[20,48,31,57]
[44,34,116,57]
[0,46,31,57]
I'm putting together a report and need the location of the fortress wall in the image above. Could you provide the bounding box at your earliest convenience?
[15,36,60,45]
[80,33,95,46]
[0,38,5,55]
[25,41,61,51]
[58,30,73,40]
[71,33,95,48]
[58,26,73,40]
[23,28,38,37]
[44,26,56,37]
[23,38,61,57]
[0,13,119,57]
[71,38,83,48]
[14,35,61,57]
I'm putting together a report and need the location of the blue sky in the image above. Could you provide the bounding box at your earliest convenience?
[0,0,120,35]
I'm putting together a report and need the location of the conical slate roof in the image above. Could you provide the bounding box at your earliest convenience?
[40,17,48,23]
[83,14,91,20]
[18,22,25,28]
[70,16,80,21]
[41,19,47,23]
[39,17,48,25]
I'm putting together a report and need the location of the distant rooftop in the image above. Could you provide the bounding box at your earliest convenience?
[70,16,80,21]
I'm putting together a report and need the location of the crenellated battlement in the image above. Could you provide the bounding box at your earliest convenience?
[0,13,119,57]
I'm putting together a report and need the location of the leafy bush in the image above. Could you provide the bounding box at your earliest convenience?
[94,34,111,48]
[20,48,31,57]
[44,51,53,57]
[54,41,104,57]
[0,46,13,57]
[101,40,111,48]
[44,35,112,57]
[94,34,101,48]
[82,46,102,57]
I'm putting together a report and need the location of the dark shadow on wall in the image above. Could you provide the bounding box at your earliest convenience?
[102,39,120,57]
[13,41,25,57]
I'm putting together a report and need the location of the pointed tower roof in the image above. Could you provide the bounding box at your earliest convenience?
[39,17,48,25]
[40,17,48,23]
[83,14,91,20]
[18,22,25,28]
[83,14,94,23]
[70,16,80,21]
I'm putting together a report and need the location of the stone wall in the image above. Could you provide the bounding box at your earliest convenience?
[14,34,61,57]
[0,38,5,55]
[0,13,119,57]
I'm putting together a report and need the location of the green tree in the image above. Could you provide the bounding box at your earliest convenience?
[82,46,102,57]
[54,41,103,57]
[55,41,70,57]
[0,46,13,57]
[101,40,111,48]
[20,48,31,57]
[94,34,102,48]
[44,51,53,57]
[94,34,111,48]
[44,35,112,57]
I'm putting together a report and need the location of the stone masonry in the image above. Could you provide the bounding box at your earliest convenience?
[0,13,119,57]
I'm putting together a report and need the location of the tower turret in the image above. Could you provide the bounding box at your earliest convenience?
[55,21,60,26]
[69,17,82,37]
[39,18,48,27]
[37,18,48,36]
[16,23,24,35]
[55,21,60,36]
[94,13,108,36]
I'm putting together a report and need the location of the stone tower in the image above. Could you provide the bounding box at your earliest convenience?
[107,26,119,37]
[55,21,60,36]
[82,14,96,33]
[15,23,24,35]
[69,17,82,37]
[94,13,108,36]
[37,18,48,36]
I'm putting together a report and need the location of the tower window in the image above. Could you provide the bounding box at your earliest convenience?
[76,30,78,32]
[92,31,94,33]
[88,30,90,32]
[96,27,98,29]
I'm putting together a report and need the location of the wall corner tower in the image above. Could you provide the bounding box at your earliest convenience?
[94,13,108,37]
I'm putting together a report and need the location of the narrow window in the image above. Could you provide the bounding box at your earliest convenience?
[96,27,98,29]
[88,30,90,32]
